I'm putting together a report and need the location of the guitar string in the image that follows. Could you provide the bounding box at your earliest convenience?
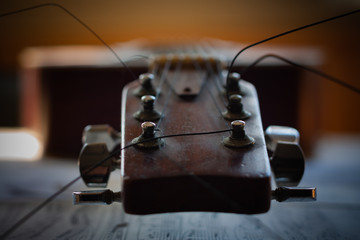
[198,43,228,96]
[158,149,241,211]
[149,48,238,211]
[129,45,237,214]
[190,47,230,128]
[0,129,231,240]
[151,58,172,135]
[154,58,172,101]
[203,70,230,130]
[124,54,150,66]
[156,43,200,129]
[3,19,358,240]
[204,57,229,109]
[241,54,360,95]
[129,44,239,212]
[152,47,233,209]
[155,57,183,129]
[200,43,242,111]
[0,3,138,82]
[194,44,228,107]
[1,4,359,239]
[125,48,241,210]
[2,4,356,118]
[169,43,231,142]
[225,9,360,99]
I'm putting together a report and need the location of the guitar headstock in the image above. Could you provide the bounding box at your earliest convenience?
[73,53,315,214]
[123,54,272,214]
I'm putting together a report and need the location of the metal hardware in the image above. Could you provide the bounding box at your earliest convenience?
[225,72,244,96]
[223,120,255,148]
[265,125,300,152]
[79,125,120,187]
[79,143,118,187]
[167,69,206,98]
[73,189,121,205]
[271,142,305,186]
[272,186,316,202]
[133,73,157,97]
[222,94,251,120]
[133,95,161,122]
[265,126,304,187]
[82,124,121,152]
[131,122,164,149]
[150,54,225,72]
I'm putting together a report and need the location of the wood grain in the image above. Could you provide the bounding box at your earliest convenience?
[121,69,271,214]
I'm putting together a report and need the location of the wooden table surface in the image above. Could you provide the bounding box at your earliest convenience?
[1,135,360,239]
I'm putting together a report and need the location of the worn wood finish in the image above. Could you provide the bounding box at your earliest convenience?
[121,67,271,214]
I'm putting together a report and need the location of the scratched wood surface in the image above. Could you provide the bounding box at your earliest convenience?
[1,136,360,239]
[121,78,271,214]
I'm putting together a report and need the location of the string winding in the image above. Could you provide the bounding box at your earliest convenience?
[0,128,231,239]
[226,9,360,99]
[1,3,360,239]
[241,54,360,95]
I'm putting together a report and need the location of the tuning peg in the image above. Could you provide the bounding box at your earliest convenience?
[73,189,121,205]
[226,72,244,96]
[265,125,300,152]
[223,120,255,148]
[133,95,161,122]
[79,143,118,187]
[265,126,304,187]
[272,186,316,202]
[271,142,305,187]
[79,125,120,187]
[82,124,120,152]
[133,73,157,97]
[131,122,164,149]
[222,94,251,121]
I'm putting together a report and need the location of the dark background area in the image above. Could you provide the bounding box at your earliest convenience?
[0,1,359,157]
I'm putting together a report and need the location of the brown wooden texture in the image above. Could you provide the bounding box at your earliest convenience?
[120,68,271,214]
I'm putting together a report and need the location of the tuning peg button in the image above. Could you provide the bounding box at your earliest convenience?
[271,142,305,187]
[82,124,120,152]
[73,189,121,205]
[79,143,116,187]
[272,186,316,202]
[265,125,300,153]
[265,126,304,187]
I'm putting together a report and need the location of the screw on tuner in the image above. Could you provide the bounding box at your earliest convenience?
[73,66,315,213]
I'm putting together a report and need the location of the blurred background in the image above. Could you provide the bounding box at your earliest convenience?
[0,2,360,239]
[0,0,359,160]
